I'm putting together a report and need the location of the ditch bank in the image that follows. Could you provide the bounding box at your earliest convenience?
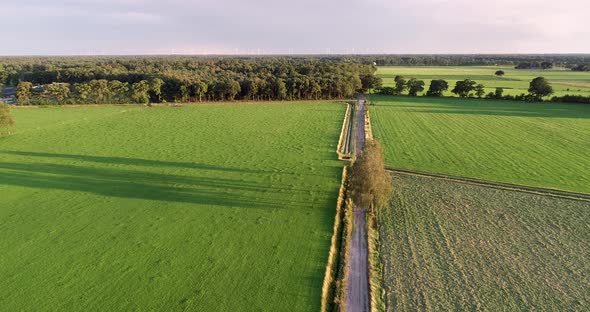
[321,167,353,312]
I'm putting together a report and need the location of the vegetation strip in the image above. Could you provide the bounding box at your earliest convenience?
[367,215,385,312]
[321,167,349,312]
[387,167,590,201]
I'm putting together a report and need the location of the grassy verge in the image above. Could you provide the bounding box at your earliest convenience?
[321,167,349,312]
[367,214,386,312]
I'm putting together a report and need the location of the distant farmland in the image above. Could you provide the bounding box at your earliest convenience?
[370,95,590,193]
[378,173,590,311]
[377,66,590,97]
[0,103,344,311]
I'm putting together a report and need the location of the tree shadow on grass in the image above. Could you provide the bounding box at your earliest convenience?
[372,96,590,119]
[0,161,317,210]
[0,150,266,174]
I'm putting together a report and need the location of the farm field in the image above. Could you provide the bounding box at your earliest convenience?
[377,66,590,97]
[370,95,590,194]
[377,173,590,311]
[0,103,345,311]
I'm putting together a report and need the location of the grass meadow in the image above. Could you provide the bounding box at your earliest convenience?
[370,95,590,194]
[377,173,590,311]
[0,103,345,311]
[377,66,590,97]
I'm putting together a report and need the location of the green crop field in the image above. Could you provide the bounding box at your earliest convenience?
[377,66,590,97]
[370,95,590,194]
[377,173,590,311]
[0,103,345,311]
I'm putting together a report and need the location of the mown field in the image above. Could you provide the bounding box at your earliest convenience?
[377,66,590,97]
[378,173,590,311]
[0,103,345,311]
[370,95,590,194]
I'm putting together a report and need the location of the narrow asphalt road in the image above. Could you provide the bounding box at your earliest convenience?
[346,96,370,312]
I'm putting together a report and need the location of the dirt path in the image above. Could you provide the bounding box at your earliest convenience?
[346,97,370,312]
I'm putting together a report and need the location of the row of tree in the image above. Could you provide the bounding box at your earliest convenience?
[2,57,377,104]
[375,76,569,102]
[16,79,166,105]
[347,54,590,68]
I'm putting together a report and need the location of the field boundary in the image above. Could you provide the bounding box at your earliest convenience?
[364,98,383,312]
[321,167,353,312]
[9,99,349,109]
[387,167,590,202]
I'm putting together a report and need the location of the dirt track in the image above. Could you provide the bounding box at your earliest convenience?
[346,97,370,312]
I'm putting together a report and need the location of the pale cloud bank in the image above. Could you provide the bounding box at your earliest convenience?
[0,0,588,55]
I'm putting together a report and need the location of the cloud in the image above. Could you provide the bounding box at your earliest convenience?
[0,0,588,55]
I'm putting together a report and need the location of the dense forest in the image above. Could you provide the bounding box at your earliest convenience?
[0,56,375,104]
[1,55,589,105]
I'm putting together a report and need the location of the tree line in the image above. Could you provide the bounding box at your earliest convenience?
[1,57,377,105]
[346,54,590,68]
[373,75,590,104]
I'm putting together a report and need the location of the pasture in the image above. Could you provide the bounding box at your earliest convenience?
[0,103,345,311]
[377,66,590,97]
[370,95,590,194]
[377,173,590,311]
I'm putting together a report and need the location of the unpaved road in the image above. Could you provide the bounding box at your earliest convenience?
[346,97,370,312]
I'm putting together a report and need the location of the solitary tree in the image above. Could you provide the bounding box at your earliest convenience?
[406,78,425,96]
[495,70,505,76]
[16,81,33,105]
[451,79,477,97]
[528,77,553,100]
[426,79,448,97]
[475,84,486,98]
[393,75,406,95]
[350,140,393,214]
[0,102,15,127]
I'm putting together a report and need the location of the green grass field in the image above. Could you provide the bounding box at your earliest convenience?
[370,95,590,194]
[377,66,590,97]
[378,173,590,311]
[0,103,345,311]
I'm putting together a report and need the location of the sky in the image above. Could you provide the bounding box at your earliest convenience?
[1,0,588,55]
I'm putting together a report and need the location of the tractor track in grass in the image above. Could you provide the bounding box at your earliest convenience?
[387,167,590,202]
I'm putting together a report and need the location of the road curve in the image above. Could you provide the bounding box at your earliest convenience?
[346,97,370,312]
